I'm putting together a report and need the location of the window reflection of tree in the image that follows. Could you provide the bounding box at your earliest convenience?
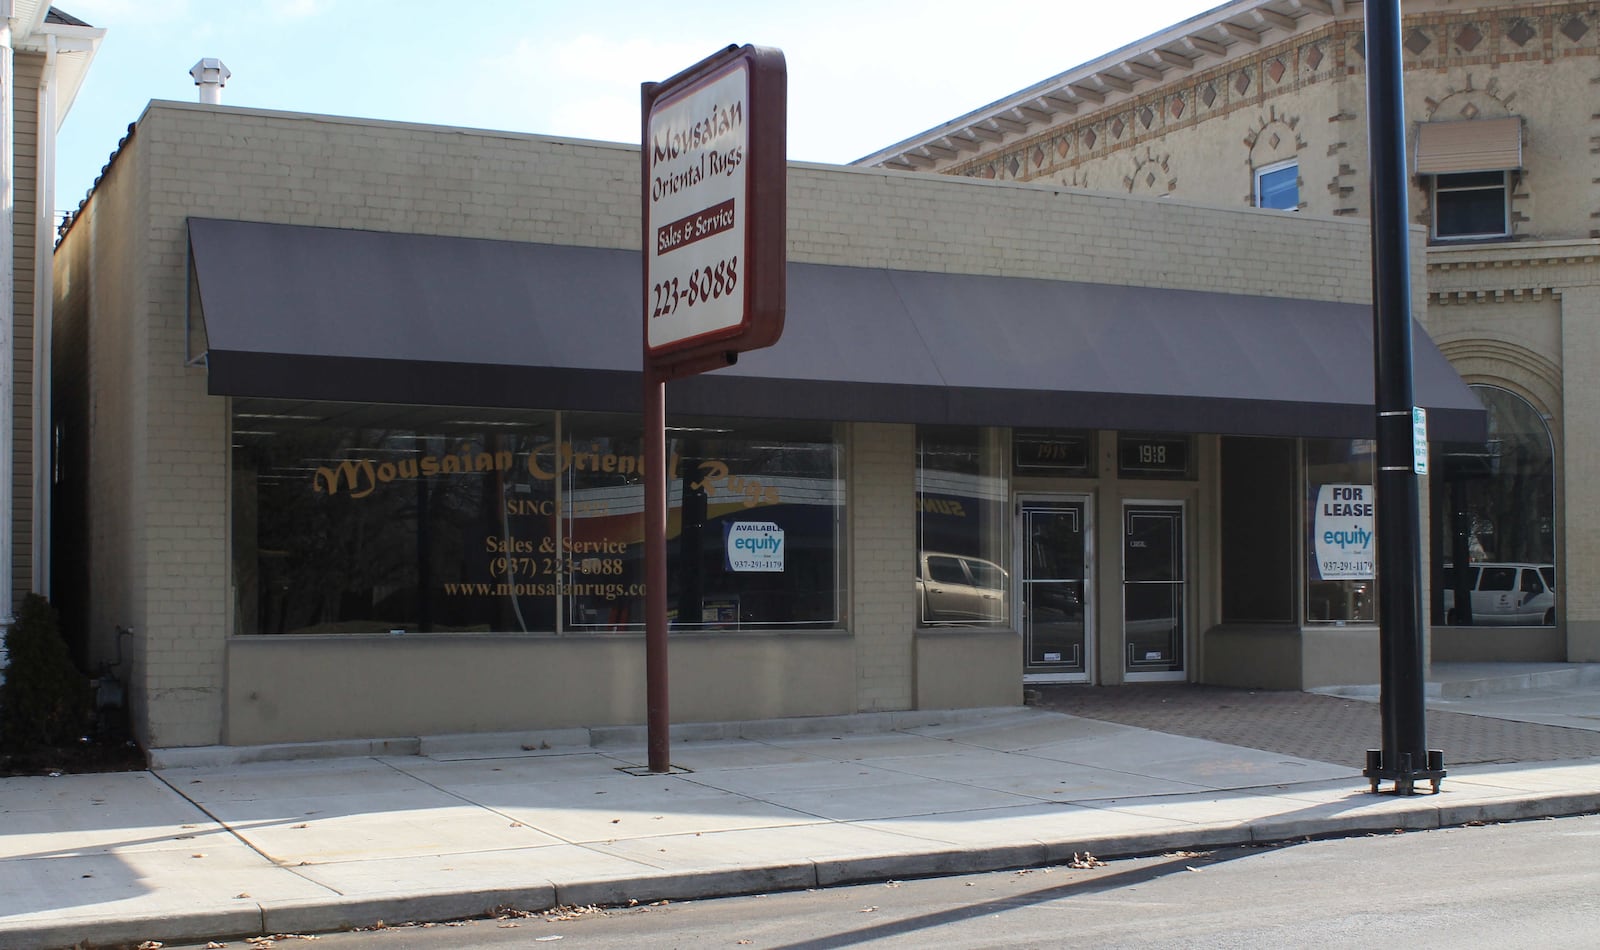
[252,427,548,635]
[1458,389,1553,565]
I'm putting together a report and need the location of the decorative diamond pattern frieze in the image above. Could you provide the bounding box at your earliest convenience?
[924,4,1597,188]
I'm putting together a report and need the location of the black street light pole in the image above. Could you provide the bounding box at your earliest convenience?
[1362,0,1445,796]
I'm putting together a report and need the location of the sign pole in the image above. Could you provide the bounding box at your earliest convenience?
[639,80,668,774]
[643,362,670,773]
[1361,0,1444,796]
[640,46,786,774]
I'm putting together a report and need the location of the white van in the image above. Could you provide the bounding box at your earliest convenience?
[1441,562,1556,626]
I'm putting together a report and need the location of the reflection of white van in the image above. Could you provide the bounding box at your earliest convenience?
[916,552,1008,624]
[1442,563,1556,626]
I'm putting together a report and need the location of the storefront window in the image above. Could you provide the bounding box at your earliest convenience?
[1305,438,1376,624]
[231,404,842,634]
[562,413,843,631]
[1432,386,1556,627]
[916,426,1009,626]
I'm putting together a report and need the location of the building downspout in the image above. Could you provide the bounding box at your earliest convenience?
[0,0,16,638]
[31,31,53,597]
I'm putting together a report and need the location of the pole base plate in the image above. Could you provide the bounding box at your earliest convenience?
[1363,748,1446,795]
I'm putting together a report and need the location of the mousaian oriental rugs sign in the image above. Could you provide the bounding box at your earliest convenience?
[643,45,786,367]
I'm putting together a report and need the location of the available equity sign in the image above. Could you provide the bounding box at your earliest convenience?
[725,521,785,572]
[1315,483,1375,580]
[643,45,786,367]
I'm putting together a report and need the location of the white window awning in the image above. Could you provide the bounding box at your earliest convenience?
[1415,116,1523,175]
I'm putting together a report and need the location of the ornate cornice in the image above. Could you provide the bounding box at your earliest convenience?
[859,0,1599,184]
[857,0,1351,172]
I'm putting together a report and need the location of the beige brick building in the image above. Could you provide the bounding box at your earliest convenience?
[49,91,1490,755]
[865,0,1594,667]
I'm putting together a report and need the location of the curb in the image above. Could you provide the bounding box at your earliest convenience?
[7,785,1597,950]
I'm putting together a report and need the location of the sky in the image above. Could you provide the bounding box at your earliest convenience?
[54,0,1221,220]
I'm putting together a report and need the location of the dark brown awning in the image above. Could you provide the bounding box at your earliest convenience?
[188,217,1486,442]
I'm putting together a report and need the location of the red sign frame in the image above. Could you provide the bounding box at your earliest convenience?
[641,45,786,373]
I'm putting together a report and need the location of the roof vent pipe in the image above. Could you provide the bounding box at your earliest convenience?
[189,57,230,104]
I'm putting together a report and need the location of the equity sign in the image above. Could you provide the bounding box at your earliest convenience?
[1315,483,1375,580]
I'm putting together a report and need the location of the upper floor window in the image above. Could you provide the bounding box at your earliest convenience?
[1432,171,1509,240]
[1254,159,1298,211]
[1414,116,1522,242]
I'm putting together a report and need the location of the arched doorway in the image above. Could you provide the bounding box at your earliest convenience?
[1433,385,1556,628]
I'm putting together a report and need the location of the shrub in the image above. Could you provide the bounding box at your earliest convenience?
[0,593,91,752]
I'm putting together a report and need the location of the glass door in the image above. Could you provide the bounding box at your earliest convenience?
[1018,496,1091,682]
[1123,502,1186,680]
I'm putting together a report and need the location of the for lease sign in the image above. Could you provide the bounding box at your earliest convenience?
[1315,483,1375,580]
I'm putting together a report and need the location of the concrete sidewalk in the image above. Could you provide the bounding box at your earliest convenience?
[5,683,1600,949]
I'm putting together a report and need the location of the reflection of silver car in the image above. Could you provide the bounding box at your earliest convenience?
[1442,562,1556,626]
[917,552,1007,623]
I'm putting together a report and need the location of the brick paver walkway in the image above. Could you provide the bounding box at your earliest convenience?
[1028,683,1600,767]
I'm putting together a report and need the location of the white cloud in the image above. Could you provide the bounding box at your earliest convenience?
[60,0,192,25]
[546,33,712,83]
[457,32,717,145]
[270,0,327,20]
[55,0,1224,203]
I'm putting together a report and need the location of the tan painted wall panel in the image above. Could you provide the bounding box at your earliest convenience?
[224,633,855,745]
[914,629,1022,710]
